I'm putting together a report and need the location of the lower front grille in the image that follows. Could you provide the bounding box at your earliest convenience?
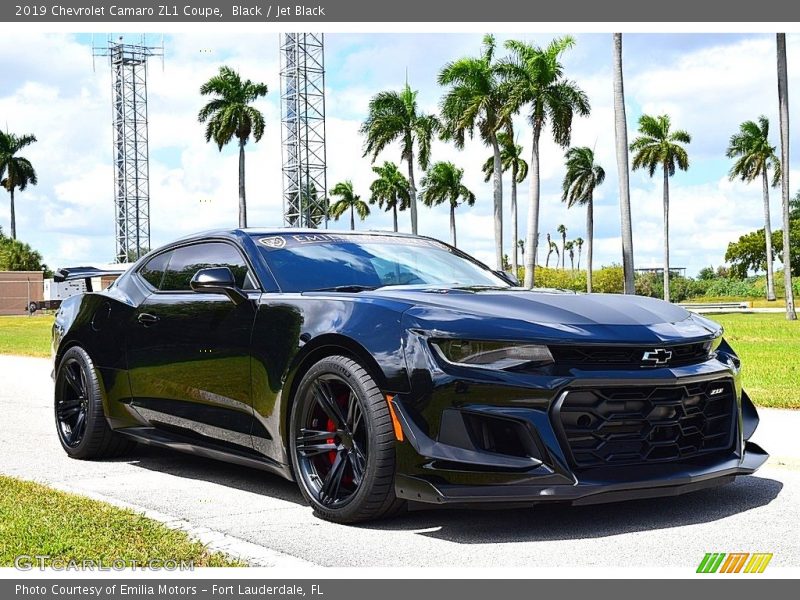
[556,379,736,468]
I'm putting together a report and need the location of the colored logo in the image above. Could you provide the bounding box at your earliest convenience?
[642,348,672,365]
[696,553,773,573]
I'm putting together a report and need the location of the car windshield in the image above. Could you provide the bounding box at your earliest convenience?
[254,233,510,293]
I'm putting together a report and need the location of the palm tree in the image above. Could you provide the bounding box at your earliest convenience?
[360,82,439,235]
[613,33,635,294]
[556,224,567,269]
[545,233,555,267]
[726,116,781,302]
[575,237,584,270]
[500,36,590,288]
[419,161,475,247]
[0,131,38,240]
[369,161,411,232]
[565,240,575,270]
[439,34,510,269]
[482,129,528,275]
[777,34,798,321]
[198,66,268,228]
[546,240,560,268]
[562,146,605,292]
[329,181,370,230]
[630,114,691,302]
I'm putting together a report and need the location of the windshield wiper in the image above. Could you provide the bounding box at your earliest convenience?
[308,285,380,293]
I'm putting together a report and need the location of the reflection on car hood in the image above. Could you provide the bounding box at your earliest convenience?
[368,286,692,327]
[355,286,722,345]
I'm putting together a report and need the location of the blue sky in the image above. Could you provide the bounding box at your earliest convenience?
[1,32,797,275]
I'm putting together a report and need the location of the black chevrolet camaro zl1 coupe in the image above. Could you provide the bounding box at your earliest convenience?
[52,229,767,523]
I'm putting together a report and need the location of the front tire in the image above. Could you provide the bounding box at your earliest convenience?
[54,346,135,459]
[289,355,405,523]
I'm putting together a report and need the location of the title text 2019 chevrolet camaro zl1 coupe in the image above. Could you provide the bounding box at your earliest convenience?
[52,229,767,523]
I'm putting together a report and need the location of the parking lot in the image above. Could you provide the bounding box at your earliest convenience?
[1,354,798,568]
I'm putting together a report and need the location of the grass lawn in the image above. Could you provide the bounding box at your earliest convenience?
[0,475,242,567]
[0,315,53,357]
[2,313,797,408]
[711,313,800,409]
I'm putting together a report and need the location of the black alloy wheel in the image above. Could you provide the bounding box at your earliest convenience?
[55,357,89,448]
[54,346,135,459]
[295,373,368,507]
[289,355,405,523]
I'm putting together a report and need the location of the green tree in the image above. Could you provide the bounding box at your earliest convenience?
[360,82,439,235]
[565,240,575,270]
[500,36,590,288]
[545,233,559,268]
[440,34,510,269]
[329,181,370,230]
[562,146,605,292]
[419,161,475,248]
[630,114,691,302]
[791,190,800,220]
[725,222,799,279]
[198,66,267,228]
[575,237,584,270]
[556,224,567,269]
[613,33,635,294]
[482,129,528,275]
[726,116,781,301]
[777,33,797,320]
[0,131,38,240]
[368,161,410,232]
[0,228,47,272]
[697,266,716,281]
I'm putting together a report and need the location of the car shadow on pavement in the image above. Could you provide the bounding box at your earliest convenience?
[362,475,784,543]
[121,444,307,506]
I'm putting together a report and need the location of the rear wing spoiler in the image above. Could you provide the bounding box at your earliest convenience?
[53,266,128,292]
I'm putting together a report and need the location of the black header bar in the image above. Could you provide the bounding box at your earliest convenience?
[2,0,800,23]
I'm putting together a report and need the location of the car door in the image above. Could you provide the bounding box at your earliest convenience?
[126,241,259,453]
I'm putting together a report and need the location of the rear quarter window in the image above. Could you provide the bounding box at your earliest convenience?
[138,252,172,290]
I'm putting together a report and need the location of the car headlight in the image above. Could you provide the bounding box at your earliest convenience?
[431,339,554,370]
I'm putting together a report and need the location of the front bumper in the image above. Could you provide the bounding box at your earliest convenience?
[394,441,767,506]
[390,353,768,506]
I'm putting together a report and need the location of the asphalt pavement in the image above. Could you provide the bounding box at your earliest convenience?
[1,354,798,568]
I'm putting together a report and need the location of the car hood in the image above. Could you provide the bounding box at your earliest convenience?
[365,286,722,344]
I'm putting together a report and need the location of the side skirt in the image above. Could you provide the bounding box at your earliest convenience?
[117,426,294,481]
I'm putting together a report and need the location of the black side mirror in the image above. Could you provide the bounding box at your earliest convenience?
[494,270,519,286]
[190,267,248,305]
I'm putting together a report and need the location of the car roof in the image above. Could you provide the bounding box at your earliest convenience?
[173,227,424,242]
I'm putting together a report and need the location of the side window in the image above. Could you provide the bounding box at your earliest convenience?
[160,242,254,292]
[138,251,172,290]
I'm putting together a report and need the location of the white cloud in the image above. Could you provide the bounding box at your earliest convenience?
[0,32,796,278]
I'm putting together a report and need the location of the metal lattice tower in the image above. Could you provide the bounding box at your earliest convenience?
[280,33,328,228]
[93,35,163,262]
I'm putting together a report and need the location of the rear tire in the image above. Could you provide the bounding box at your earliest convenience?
[289,355,405,523]
[54,346,135,459]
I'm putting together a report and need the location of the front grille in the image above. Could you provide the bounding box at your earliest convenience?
[556,379,735,468]
[549,342,712,369]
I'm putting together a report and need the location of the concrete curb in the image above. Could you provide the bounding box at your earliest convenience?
[46,481,319,568]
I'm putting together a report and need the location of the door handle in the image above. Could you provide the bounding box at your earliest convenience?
[137,312,160,327]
